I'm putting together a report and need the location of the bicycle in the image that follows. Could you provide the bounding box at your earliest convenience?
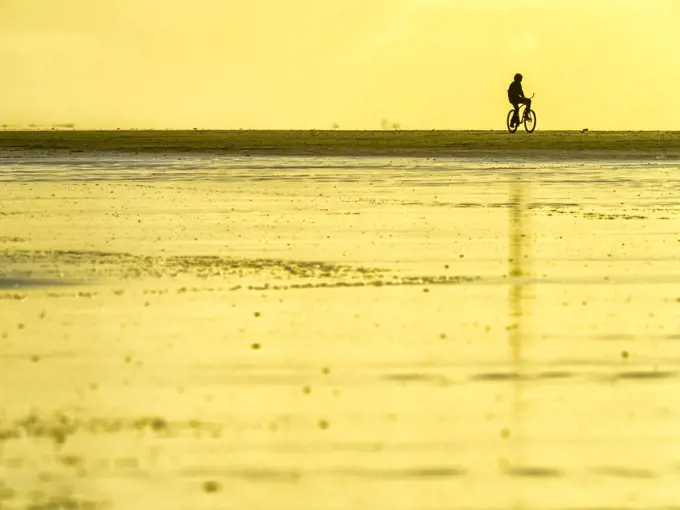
[506,93,536,133]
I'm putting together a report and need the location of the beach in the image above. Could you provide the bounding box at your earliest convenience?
[2,129,680,159]
[1,132,680,510]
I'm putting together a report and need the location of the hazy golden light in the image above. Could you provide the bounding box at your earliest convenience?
[1,0,678,129]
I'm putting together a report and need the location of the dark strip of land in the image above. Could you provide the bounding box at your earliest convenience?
[1,130,679,159]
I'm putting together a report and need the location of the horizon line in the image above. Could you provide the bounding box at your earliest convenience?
[2,128,680,133]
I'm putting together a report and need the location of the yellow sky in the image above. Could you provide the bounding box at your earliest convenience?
[1,0,678,130]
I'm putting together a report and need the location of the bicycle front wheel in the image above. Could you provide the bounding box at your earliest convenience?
[524,110,537,133]
[507,110,519,133]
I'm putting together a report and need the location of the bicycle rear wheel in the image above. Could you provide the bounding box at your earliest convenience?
[524,110,537,133]
[506,110,519,133]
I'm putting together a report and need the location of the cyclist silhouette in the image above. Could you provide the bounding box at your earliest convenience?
[508,73,531,127]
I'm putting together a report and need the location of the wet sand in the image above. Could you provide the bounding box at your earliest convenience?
[1,148,680,509]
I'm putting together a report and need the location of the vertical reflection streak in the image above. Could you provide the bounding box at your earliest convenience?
[507,167,533,474]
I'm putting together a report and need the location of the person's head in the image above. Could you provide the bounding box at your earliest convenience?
[514,73,523,82]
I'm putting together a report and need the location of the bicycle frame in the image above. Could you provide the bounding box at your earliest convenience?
[506,93,536,133]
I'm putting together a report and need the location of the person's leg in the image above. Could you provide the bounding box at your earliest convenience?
[511,102,520,125]
[519,97,532,118]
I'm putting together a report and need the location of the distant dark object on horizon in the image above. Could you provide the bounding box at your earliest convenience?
[581,128,589,133]
[2,123,75,130]
[381,118,402,130]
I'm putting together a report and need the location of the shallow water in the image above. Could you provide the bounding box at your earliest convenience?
[1,153,680,510]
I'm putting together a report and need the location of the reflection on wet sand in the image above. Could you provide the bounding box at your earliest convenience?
[0,277,79,290]
[506,168,532,485]
[1,154,680,510]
